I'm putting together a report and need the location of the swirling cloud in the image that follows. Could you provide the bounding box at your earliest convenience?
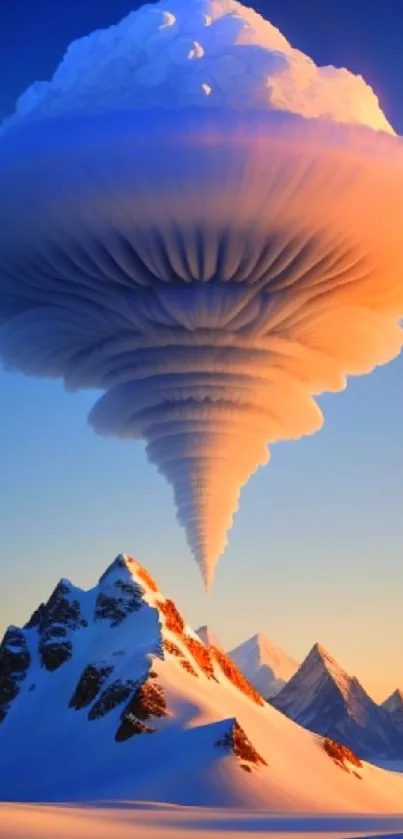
[1,0,403,588]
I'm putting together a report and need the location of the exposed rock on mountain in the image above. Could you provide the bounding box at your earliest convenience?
[215,718,267,768]
[0,627,30,722]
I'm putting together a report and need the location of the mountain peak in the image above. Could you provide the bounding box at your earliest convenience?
[98,554,159,595]
[251,633,272,650]
[0,552,265,737]
[195,625,222,650]
[312,641,330,657]
[311,642,338,664]
[229,633,298,699]
[273,643,403,760]
[305,642,353,697]
[383,689,403,714]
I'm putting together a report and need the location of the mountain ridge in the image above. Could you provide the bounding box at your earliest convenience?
[1,553,403,811]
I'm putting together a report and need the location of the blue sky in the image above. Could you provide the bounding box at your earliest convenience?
[1,0,403,701]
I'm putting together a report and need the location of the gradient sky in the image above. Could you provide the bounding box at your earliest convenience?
[0,0,402,702]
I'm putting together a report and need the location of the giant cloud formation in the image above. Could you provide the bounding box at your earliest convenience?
[1,0,403,588]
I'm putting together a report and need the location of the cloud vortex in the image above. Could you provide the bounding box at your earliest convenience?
[1,0,403,587]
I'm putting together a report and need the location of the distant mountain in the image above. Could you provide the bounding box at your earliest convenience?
[383,690,403,733]
[229,633,298,699]
[383,689,403,714]
[195,625,222,650]
[272,643,403,760]
[2,555,403,810]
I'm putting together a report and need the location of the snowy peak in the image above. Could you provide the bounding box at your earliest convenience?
[98,554,159,595]
[229,633,298,699]
[0,554,265,736]
[0,552,276,803]
[272,643,403,760]
[195,625,222,649]
[249,633,297,671]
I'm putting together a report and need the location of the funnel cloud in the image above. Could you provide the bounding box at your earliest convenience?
[1,0,403,588]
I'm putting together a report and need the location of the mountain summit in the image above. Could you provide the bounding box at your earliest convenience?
[383,689,403,733]
[272,643,403,760]
[1,555,403,810]
[195,625,223,650]
[383,689,403,714]
[229,633,298,698]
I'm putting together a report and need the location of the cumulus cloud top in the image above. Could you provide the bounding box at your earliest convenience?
[2,0,393,134]
[0,1,402,588]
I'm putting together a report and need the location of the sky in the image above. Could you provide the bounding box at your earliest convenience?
[0,0,402,702]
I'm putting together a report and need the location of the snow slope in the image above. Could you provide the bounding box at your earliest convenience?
[229,633,298,698]
[0,555,403,812]
[272,644,403,760]
[2,803,403,839]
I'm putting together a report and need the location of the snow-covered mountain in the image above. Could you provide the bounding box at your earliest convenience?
[1,555,403,811]
[195,625,222,650]
[383,690,403,733]
[272,643,403,760]
[229,633,298,698]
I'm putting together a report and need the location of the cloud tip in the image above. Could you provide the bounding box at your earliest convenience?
[200,559,215,594]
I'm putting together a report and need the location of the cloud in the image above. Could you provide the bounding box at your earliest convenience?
[1,0,393,133]
[0,0,402,587]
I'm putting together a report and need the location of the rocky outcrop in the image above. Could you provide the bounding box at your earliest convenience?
[0,627,30,723]
[163,638,198,676]
[157,598,185,634]
[184,636,216,679]
[98,555,132,584]
[88,679,136,721]
[69,663,114,710]
[94,578,144,627]
[41,640,73,671]
[24,604,46,630]
[115,678,167,742]
[163,639,183,658]
[95,558,146,627]
[215,719,267,767]
[161,609,263,696]
[131,561,159,593]
[180,659,198,677]
[1,578,89,718]
[115,716,154,740]
[162,620,217,680]
[324,737,363,775]
[37,580,87,672]
[212,647,265,705]
[39,581,87,632]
